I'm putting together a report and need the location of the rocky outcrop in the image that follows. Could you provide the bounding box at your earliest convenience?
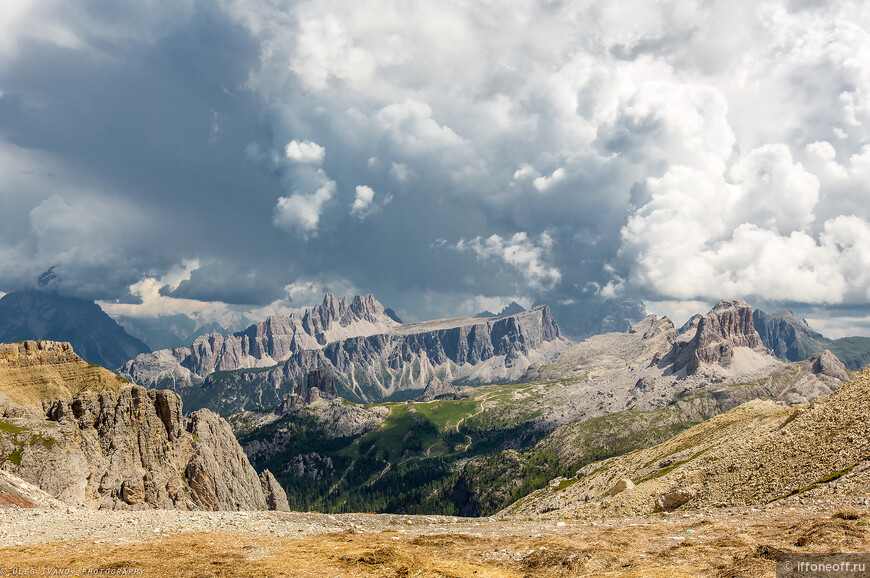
[0,289,150,370]
[0,344,287,511]
[811,350,849,382]
[183,407,278,511]
[275,368,338,414]
[670,300,768,375]
[777,351,849,405]
[36,386,281,510]
[259,470,290,511]
[0,470,66,510]
[419,377,465,402]
[120,294,400,389]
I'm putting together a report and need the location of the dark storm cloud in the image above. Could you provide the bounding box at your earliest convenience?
[0,1,869,335]
[0,3,291,301]
[163,261,288,306]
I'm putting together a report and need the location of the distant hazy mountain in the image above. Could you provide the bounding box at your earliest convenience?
[117,314,236,350]
[540,298,648,341]
[0,289,150,369]
[753,308,870,370]
[474,301,526,319]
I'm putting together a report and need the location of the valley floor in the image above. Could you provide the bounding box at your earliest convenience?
[1,496,869,577]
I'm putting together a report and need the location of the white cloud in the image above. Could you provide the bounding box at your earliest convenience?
[620,151,870,304]
[455,232,561,291]
[350,184,375,219]
[273,174,336,237]
[532,167,565,192]
[389,162,412,182]
[284,140,326,165]
[728,144,819,234]
[374,100,469,159]
[513,163,537,181]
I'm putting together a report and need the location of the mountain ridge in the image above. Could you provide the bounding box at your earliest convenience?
[122,296,568,412]
[0,289,150,370]
[754,308,870,370]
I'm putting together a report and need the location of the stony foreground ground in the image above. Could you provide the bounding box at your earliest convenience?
[1,497,869,577]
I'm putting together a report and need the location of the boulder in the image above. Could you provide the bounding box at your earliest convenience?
[608,478,635,497]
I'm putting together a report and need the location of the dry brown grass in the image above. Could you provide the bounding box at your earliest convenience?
[0,506,868,577]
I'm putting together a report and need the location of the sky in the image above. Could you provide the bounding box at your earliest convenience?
[1,0,870,336]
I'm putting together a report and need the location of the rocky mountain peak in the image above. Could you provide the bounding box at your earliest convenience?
[702,299,762,349]
[671,299,767,374]
[628,314,676,339]
[346,294,388,325]
[123,293,400,386]
[810,350,849,382]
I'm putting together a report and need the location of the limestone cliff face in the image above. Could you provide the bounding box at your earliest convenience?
[0,342,287,511]
[0,340,128,415]
[0,385,287,511]
[274,368,338,414]
[670,300,768,375]
[183,305,567,412]
[121,294,399,389]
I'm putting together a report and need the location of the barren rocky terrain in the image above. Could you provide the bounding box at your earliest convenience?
[1,498,869,576]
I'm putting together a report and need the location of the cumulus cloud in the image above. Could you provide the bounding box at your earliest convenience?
[533,168,565,192]
[455,232,561,291]
[513,163,537,181]
[350,185,375,219]
[273,176,336,237]
[98,259,229,320]
[620,145,870,304]
[284,139,326,165]
[4,0,870,331]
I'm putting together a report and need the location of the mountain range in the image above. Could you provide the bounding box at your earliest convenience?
[511,365,870,519]
[121,294,567,412]
[231,298,851,515]
[3,287,870,519]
